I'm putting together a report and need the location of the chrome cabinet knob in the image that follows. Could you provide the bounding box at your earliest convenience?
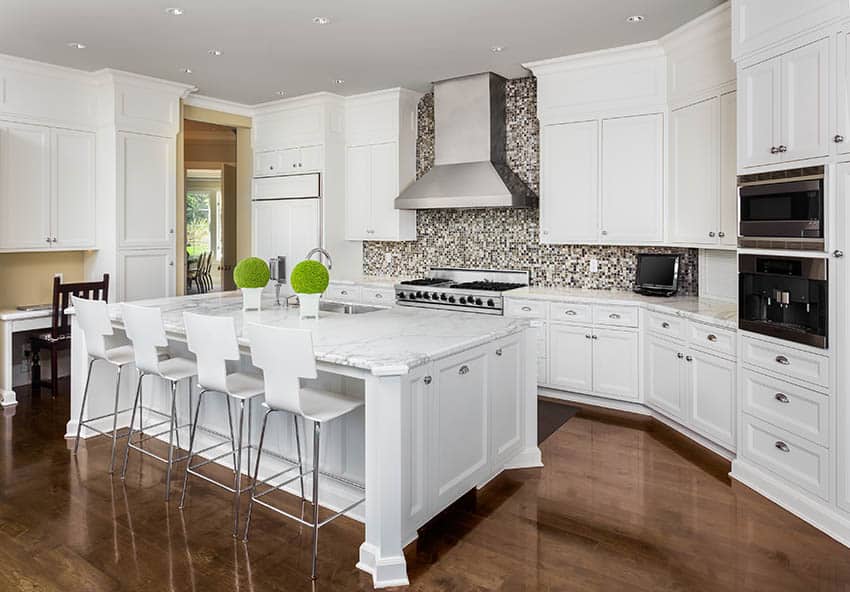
[423,376,432,385]
[778,145,787,152]
[677,352,684,359]
[774,441,790,453]
[685,355,693,362]
[495,348,503,356]
[585,334,591,339]
[775,355,790,365]
[707,334,717,342]
[542,229,550,236]
[836,134,845,143]
[709,231,716,237]
[774,392,790,404]
[834,250,845,258]
[46,237,51,243]
[661,322,670,328]
[770,146,779,154]
[565,310,577,316]
[591,335,598,340]
[458,365,470,375]
[609,313,621,319]
[601,230,608,236]
[718,231,725,238]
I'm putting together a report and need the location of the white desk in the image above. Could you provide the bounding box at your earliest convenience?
[0,308,52,406]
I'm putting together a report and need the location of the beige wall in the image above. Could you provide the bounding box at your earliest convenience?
[0,252,87,309]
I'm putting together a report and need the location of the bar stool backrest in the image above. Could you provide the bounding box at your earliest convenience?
[71,295,114,360]
[246,323,316,415]
[121,303,168,375]
[183,312,240,393]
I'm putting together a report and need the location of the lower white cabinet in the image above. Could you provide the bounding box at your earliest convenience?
[646,334,687,420]
[548,323,593,392]
[489,337,524,468]
[118,249,175,302]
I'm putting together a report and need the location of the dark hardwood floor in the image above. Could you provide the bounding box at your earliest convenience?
[2,381,850,591]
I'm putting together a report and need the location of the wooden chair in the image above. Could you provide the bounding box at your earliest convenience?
[31,274,110,394]
[186,254,200,293]
[201,252,214,293]
[193,252,209,293]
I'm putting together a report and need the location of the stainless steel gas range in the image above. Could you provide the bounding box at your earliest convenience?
[394,268,529,315]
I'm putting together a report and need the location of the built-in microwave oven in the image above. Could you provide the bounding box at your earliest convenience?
[738,167,824,250]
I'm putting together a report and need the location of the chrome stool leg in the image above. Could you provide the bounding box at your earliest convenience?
[107,364,124,474]
[293,415,305,501]
[311,421,320,580]
[73,358,96,455]
[164,379,178,501]
[242,408,272,543]
[179,389,206,509]
[121,372,145,480]
[232,399,246,537]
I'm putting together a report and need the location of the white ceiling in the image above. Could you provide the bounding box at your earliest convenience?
[0,0,724,106]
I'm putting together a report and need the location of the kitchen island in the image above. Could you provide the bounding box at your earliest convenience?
[67,292,541,589]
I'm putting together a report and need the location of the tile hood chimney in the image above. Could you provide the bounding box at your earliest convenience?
[394,72,537,210]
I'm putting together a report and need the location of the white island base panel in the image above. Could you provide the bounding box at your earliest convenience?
[66,295,541,589]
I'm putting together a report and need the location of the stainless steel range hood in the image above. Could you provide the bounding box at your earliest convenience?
[394,72,537,210]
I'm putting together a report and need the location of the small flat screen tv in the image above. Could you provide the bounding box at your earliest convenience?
[634,254,680,296]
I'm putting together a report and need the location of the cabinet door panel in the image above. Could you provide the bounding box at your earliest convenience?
[645,335,685,419]
[118,133,175,248]
[433,350,489,508]
[739,58,781,168]
[345,145,372,239]
[719,91,738,246]
[838,32,850,155]
[688,352,736,449]
[299,145,324,172]
[254,151,281,177]
[0,122,51,249]
[836,162,850,512]
[52,129,96,249]
[369,142,399,239]
[279,148,301,173]
[490,337,523,467]
[548,324,593,393]
[592,328,639,400]
[670,98,719,244]
[601,114,663,243]
[780,38,830,162]
[252,199,320,287]
[118,249,174,302]
[540,121,598,244]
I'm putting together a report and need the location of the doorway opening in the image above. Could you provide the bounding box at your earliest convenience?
[183,119,237,293]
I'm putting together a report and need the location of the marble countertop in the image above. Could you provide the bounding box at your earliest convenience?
[328,275,409,288]
[504,287,738,329]
[104,292,527,376]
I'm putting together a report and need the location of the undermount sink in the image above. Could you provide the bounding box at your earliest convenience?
[318,301,383,315]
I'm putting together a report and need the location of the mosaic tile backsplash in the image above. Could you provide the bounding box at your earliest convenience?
[363,77,698,295]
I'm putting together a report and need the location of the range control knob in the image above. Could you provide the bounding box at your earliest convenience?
[459,297,467,304]
[474,298,483,306]
[440,293,447,301]
[487,299,495,307]
[432,292,439,300]
[423,292,430,300]
[398,292,405,299]
[448,296,456,303]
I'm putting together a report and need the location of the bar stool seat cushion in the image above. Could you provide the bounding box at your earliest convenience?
[104,345,136,366]
[224,373,265,400]
[155,357,198,382]
[263,388,363,424]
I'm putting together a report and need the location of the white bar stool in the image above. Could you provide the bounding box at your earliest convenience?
[179,312,265,538]
[242,323,365,581]
[119,303,198,500]
[70,295,136,474]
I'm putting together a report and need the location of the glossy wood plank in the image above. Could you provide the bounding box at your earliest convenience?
[2,382,850,591]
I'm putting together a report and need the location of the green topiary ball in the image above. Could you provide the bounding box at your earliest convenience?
[233,257,270,288]
[290,260,330,294]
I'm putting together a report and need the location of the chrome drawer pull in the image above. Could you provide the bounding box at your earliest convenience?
[458,365,470,375]
[423,376,432,385]
[775,355,790,365]
[340,290,348,295]
[707,334,717,342]
[609,313,621,319]
[661,322,670,329]
[521,306,532,312]
[565,310,577,316]
[375,293,383,299]
[495,348,503,356]
[774,441,790,453]
[774,393,790,404]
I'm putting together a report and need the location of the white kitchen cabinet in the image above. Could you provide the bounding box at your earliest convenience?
[718,91,738,246]
[646,333,686,420]
[539,120,599,244]
[688,350,735,448]
[252,199,320,286]
[835,161,850,512]
[601,114,664,243]
[732,0,842,60]
[118,248,175,302]
[837,31,850,155]
[254,150,281,177]
[345,141,415,241]
[592,328,640,400]
[739,38,829,169]
[489,336,523,468]
[431,348,489,509]
[0,122,51,250]
[117,132,175,249]
[548,323,593,393]
[253,145,324,177]
[52,128,96,249]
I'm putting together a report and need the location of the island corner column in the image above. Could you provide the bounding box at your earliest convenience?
[357,372,410,588]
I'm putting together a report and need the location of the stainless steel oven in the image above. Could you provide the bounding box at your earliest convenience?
[739,254,828,348]
[738,168,824,250]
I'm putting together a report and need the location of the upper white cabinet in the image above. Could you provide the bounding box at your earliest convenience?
[669,92,737,246]
[253,145,324,177]
[252,104,325,152]
[344,89,419,241]
[0,122,95,251]
[739,38,830,169]
[835,31,850,154]
[732,0,844,60]
[117,132,175,249]
[600,114,664,243]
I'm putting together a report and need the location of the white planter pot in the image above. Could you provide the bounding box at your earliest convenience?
[298,292,321,319]
[241,287,264,311]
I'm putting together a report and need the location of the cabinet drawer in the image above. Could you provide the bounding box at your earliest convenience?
[741,414,829,500]
[690,323,736,357]
[324,284,362,302]
[645,310,686,339]
[505,299,547,319]
[549,302,592,324]
[593,304,639,328]
[361,287,395,306]
[742,369,829,447]
[741,335,829,389]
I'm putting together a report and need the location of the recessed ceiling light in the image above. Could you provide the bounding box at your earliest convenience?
[275,90,287,97]
[490,45,505,53]
[208,49,222,56]
[626,15,644,23]
[312,16,331,25]
[67,42,86,50]
[333,79,345,85]
[179,67,193,74]
[165,7,184,16]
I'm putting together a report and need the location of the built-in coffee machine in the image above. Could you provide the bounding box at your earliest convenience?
[738,254,828,349]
